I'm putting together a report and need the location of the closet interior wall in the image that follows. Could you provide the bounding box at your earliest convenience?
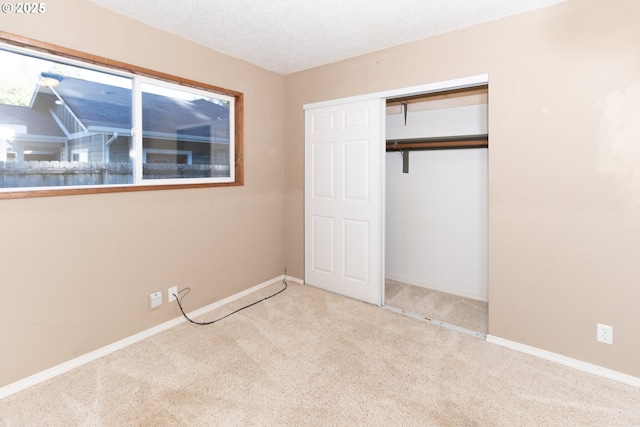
[385,88,488,301]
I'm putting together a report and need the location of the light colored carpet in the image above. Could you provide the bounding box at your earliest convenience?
[1,281,639,426]
[385,279,488,334]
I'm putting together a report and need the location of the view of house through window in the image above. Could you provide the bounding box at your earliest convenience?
[0,45,234,191]
[141,81,231,180]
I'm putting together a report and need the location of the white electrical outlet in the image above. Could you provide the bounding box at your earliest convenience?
[149,291,162,310]
[597,323,613,345]
[168,286,178,303]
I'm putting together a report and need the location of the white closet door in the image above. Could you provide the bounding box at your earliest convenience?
[304,99,383,306]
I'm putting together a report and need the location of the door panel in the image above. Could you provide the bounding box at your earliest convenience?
[311,142,334,199]
[311,215,335,274]
[344,140,369,200]
[305,99,383,305]
[344,219,369,282]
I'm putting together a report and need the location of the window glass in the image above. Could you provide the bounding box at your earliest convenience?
[141,82,232,181]
[0,43,239,195]
[0,48,134,188]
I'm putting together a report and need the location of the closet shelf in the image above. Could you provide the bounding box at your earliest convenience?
[386,134,488,151]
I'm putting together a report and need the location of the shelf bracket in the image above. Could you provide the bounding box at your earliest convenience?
[402,150,409,174]
[402,102,408,126]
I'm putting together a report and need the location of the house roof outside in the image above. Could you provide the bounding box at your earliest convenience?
[0,103,65,139]
[1,70,231,147]
[39,72,231,139]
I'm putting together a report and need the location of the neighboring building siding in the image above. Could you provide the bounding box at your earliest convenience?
[109,136,131,163]
[68,134,103,162]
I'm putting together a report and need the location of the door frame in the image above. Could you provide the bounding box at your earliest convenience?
[303,74,489,306]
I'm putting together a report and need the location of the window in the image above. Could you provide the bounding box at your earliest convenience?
[71,149,89,162]
[0,34,243,198]
[139,80,233,181]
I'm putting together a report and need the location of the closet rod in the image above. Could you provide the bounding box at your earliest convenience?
[386,135,488,152]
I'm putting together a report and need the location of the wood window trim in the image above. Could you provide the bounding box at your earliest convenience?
[0,31,244,200]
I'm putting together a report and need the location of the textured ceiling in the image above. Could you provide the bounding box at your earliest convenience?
[86,0,565,75]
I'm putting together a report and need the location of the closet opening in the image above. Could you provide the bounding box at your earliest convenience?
[383,85,489,337]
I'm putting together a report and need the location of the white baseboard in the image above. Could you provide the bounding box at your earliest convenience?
[385,274,488,302]
[486,335,640,388]
[0,275,296,400]
[285,276,304,285]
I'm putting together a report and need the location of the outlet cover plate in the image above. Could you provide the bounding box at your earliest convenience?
[149,291,162,310]
[168,286,178,303]
[597,323,613,344]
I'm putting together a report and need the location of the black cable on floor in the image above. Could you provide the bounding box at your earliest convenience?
[172,279,288,326]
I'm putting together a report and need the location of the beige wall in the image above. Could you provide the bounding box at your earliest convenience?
[0,1,285,386]
[2,0,638,389]
[284,0,640,377]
